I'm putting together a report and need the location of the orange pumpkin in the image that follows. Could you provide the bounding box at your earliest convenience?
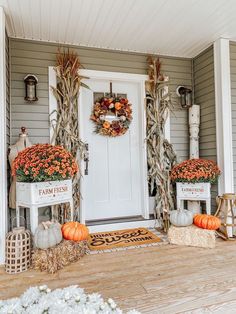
[193,214,221,230]
[62,222,89,241]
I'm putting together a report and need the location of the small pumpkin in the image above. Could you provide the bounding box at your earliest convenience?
[62,221,89,242]
[194,214,221,230]
[170,209,193,227]
[34,221,62,249]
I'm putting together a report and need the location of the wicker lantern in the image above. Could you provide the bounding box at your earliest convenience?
[215,193,236,239]
[5,227,31,274]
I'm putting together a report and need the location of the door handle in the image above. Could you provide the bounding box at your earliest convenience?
[84,143,89,175]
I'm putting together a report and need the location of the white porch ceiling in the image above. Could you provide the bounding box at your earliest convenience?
[1,0,236,58]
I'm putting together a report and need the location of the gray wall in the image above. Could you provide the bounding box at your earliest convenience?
[230,42,236,192]
[10,38,192,161]
[193,45,217,212]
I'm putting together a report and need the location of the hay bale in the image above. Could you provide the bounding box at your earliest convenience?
[168,225,216,248]
[32,240,88,273]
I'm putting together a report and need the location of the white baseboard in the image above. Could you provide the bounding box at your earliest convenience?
[149,196,155,214]
[88,219,158,233]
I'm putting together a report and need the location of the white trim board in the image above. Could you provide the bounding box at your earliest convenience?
[163,85,170,142]
[79,69,148,82]
[214,38,234,194]
[48,67,57,144]
[0,7,7,265]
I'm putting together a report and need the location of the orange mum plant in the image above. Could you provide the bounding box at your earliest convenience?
[12,144,78,182]
[170,158,221,184]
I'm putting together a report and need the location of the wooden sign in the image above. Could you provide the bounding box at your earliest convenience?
[176,182,211,214]
[177,182,210,199]
[16,180,72,206]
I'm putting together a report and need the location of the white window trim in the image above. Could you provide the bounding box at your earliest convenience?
[214,38,234,194]
[0,6,7,265]
[163,85,171,142]
[48,66,57,144]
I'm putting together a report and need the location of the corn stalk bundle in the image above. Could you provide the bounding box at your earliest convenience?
[146,57,177,232]
[51,49,88,221]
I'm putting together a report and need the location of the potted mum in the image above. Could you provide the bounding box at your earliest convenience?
[170,159,221,211]
[171,159,221,184]
[12,144,78,206]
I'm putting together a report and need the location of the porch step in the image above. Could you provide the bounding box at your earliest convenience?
[86,215,154,226]
[87,216,157,233]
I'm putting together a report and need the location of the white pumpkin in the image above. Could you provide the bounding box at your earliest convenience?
[170,209,193,227]
[34,221,62,249]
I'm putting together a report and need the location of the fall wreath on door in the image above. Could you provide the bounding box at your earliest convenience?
[90,97,132,137]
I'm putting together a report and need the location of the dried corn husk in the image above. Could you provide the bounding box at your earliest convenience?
[146,57,177,232]
[51,49,89,221]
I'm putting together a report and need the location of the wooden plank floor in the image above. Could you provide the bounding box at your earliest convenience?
[1,239,236,313]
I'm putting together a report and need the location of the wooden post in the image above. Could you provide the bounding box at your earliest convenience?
[214,38,234,195]
[188,104,201,214]
[189,105,200,158]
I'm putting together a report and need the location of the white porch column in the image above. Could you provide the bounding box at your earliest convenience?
[0,6,7,265]
[214,38,234,195]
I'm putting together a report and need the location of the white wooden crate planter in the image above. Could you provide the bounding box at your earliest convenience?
[176,182,211,215]
[16,179,73,234]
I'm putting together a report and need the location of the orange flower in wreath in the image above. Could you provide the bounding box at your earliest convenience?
[91,96,132,137]
[103,121,111,129]
[115,102,122,110]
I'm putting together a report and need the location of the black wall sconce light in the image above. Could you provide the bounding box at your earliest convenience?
[24,74,38,102]
[176,85,192,108]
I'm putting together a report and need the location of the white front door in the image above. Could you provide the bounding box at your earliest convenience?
[80,74,147,222]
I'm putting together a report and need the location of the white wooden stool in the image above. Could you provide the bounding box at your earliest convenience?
[16,180,73,234]
[176,182,211,215]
